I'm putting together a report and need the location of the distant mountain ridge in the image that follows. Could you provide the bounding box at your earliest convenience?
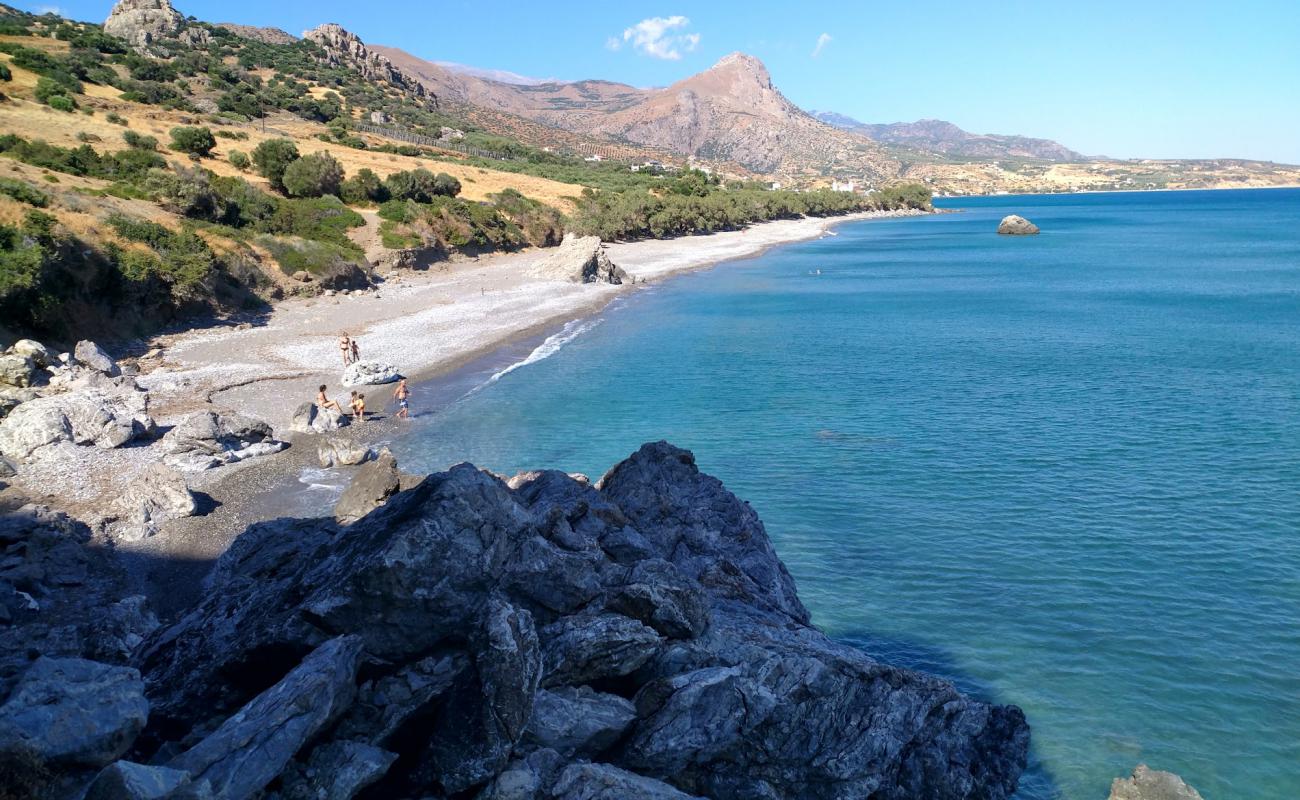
[812,111,1085,162]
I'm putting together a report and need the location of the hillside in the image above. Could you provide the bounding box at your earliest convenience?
[812,111,1086,162]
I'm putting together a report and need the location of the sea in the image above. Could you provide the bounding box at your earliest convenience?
[298,188,1300,798]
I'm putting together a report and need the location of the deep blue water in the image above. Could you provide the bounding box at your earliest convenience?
[391,189,1300,798]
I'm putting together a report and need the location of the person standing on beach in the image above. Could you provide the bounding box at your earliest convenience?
[393,378,410,419]
[350,337,360,364]
[339,333,352,366]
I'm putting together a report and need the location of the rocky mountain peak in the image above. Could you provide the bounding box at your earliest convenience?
[302,23,433,105]
[103,0,209,50]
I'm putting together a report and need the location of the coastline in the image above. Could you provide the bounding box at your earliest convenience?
[2,208,926,606]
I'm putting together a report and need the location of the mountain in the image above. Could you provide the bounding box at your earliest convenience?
[371,47,894,177]
[813,112,1085,162]
[433,61,559,87]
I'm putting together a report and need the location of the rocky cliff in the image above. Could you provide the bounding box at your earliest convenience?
[302,23,434,106]
[102,0,209,51]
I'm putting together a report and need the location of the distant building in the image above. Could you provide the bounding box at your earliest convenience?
[831,179,857,192]
[584,154,604,162]
[770,181,782,190]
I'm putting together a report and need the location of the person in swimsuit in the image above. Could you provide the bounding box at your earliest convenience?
[316,385,343,413]
[393,378,410,419]
[339,333,352,366]
[350,337,360,364]
[352,393,366,422]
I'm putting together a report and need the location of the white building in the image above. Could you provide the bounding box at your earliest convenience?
[831,179,857,193]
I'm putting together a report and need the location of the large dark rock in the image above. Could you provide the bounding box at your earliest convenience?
[333,450,402,523]
[134,442,1029,799]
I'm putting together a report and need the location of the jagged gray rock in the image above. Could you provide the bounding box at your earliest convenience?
[0,657,148,768]
[0,381,156,461]
[532,233,628,284]
[9,339,53,368]
[290,402,349,434]
[0,353,35,388]
[302,24,432,103]
[341,360,400,387]
[75,340,122,377]
[111,463,198,541]
[168,635,364,799]
[103,0,210,50]
[997,214,1040,235]
[84,760,194,800]
[1109,764,1204,800]
[161,410,286,471]
[271,740,397,800]
[333,449,401,522]
[135,442,1029,799]
[318,437,374,468]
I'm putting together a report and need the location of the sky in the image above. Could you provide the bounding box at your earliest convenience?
[29,0,1300,163]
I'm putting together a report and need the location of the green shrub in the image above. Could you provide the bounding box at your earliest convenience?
[251,138,299,192]
[228,150,250,170]
[0,64,12,82]
[106,112,127,126]
[384,168,460,203]
[214,129,248,140]
[0,178,50,207]
[257,235,364,278]
[340,168,388,205]
[75,131,102,143]
[122,130,158,151]
[107,213,216,289]
[281,151,344,198]
[169,126,217,157]
[46,94,75,112]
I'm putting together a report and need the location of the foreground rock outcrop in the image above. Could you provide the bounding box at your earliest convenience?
[127,441,1028,799]
[997,214,1040,235]
[0,377,156,462]
[1109,764,1204,800]
[532,233,629,285]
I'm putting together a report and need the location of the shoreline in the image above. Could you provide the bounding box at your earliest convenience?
[2,208,927,608]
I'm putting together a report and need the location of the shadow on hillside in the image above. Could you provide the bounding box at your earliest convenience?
[835,629,1062,800]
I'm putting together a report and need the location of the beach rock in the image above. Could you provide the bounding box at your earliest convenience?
[168,636,364,799]
[75,340,122,377]
[0,354,36,388]
[103,0,210,51]
[161,410,286,471]
[0,387,38,420]
[551,762,703,800]
[318,437,374,468]
[135,442,1029,800]
[997,214,1040,235]
[0,657,148,768]
[290,402,349,434]
[341,360,401,387]
[1109,764,1204,800]
[110,463,198,541]
[84,760,194,800]
[0,383,155,461]
[533,233,628,284]
[271,740,397,800]
[292,270,312,282]
[10,339,53,367]
[333,450,401,522]
[0,455,15,478]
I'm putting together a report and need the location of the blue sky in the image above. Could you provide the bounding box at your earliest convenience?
[32,1,1300,163]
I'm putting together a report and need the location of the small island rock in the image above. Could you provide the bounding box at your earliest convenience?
[997,214,1040,235]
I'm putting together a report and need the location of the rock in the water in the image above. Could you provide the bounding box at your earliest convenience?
[1109,764,1204,800]
[290,402,349,434]
[551,762,704,800]
[333,450,401,522]
[111,463,199,541]
[84,760,194,800]
[103,0,209,50]
[161,410,286,471]
[168,636,364,799]
[318,437,374,468]
[0,382,155,461]
[341,360,401,387]
[0,354,35,388]
[997,214,1040,235]
[10,339,53,368]
[75,340,122,377]
[136,442,1029,800]
[532,233,628,284]
[0,657,148,768]
[524,686,636,758]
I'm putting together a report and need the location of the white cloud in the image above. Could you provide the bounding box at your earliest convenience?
[618,16,701,60]
[605,36,622,51]
[812,32,832,58]
[35,4,64,14]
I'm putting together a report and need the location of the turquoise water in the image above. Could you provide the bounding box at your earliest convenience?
[394,189,1300,798]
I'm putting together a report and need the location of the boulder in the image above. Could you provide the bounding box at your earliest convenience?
[272,740,397,800]
[75,340,122,377]
[524,687,636,758]
[1109,764,1204,800]
[290,402,349,434]
[168,636,364,799]
[292,270,312,282]
[136,443,1029,800]
[532,233,627,285]
[10,339,53,368]
[0,455,14,479]
[111,463,199,541]
[550,762,704,800]
[84,761,194,800]
[333,450,401,523]
[997,214,1040,235]
[0,354,35,388]
[0,383,155,461]
[0,657,148,768]
[0,387,38,420]
[341,360,400,387]
[318,437,374,468]
[161,410,286,471]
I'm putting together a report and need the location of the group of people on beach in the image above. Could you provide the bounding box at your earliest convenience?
[316,379,408,423]
[339,333,361,366]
